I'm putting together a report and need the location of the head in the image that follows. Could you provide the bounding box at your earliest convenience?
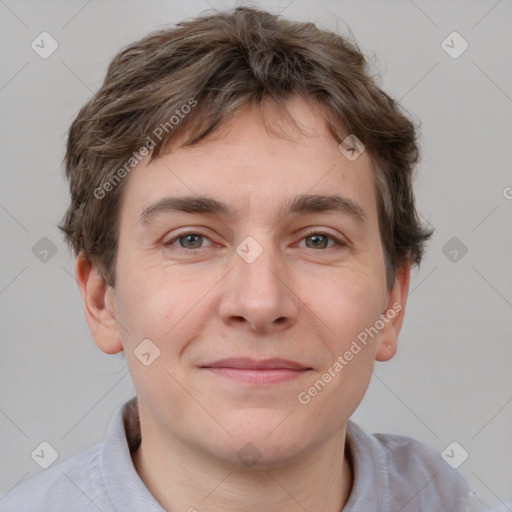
[59,7,432,468]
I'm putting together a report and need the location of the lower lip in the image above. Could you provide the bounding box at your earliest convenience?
[203,367,310,384]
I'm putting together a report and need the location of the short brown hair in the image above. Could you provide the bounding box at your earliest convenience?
[58,6,433,289]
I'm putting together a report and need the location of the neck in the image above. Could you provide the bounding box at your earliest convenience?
[131,415,353,512]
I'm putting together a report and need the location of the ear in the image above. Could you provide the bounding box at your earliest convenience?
[75,253,124,354]
[375,261,410,362]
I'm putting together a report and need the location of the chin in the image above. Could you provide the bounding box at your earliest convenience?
[204,412,314,468]
[212,438,309,471]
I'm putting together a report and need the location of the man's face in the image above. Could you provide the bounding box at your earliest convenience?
[103,97,406,466]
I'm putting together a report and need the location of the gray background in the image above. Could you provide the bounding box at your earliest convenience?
[0,0,511,509]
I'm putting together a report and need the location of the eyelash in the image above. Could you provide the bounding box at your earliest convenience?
[163,228,347,252]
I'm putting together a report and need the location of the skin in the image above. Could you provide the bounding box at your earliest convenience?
[76,96,410,512]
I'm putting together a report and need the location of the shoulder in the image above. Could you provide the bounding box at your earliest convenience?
[374,429,471,509]
[374,429,466,479]
[0,443,114,512]
[346,421,471,511]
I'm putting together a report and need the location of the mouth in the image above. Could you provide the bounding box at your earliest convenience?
[200,358,312,384]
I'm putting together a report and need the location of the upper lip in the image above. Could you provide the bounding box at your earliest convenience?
[201,358,311,370]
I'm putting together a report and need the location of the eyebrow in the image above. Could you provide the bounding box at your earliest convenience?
[139,193,367,226]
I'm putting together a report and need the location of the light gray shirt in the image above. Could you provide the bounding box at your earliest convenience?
[0,396,472,511]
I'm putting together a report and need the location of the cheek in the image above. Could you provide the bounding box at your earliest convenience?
[116,265,213,352]
[304,270,384,348]
[114,269,206,409]
[295,273,382,423]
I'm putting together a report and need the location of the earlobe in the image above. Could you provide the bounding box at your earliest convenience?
[75,253,124,355]
[375,262,410,362]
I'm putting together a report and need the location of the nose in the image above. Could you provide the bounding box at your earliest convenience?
[217,238,299,335]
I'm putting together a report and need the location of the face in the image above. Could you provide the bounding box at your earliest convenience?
[83,96,408,468]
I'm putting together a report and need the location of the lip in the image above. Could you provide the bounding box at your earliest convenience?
[202,358,310,370]
[200,358,312,384]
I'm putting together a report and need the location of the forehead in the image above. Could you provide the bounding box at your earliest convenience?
[119,97,378,227]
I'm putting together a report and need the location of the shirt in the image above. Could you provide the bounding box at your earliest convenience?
[0,396,472,511]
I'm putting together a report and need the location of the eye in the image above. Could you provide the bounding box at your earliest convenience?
[163,229,347,252]
[300,229,346,250]
[164,232,212,250]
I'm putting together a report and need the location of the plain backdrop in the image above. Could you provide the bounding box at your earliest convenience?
[0,0,511,509]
